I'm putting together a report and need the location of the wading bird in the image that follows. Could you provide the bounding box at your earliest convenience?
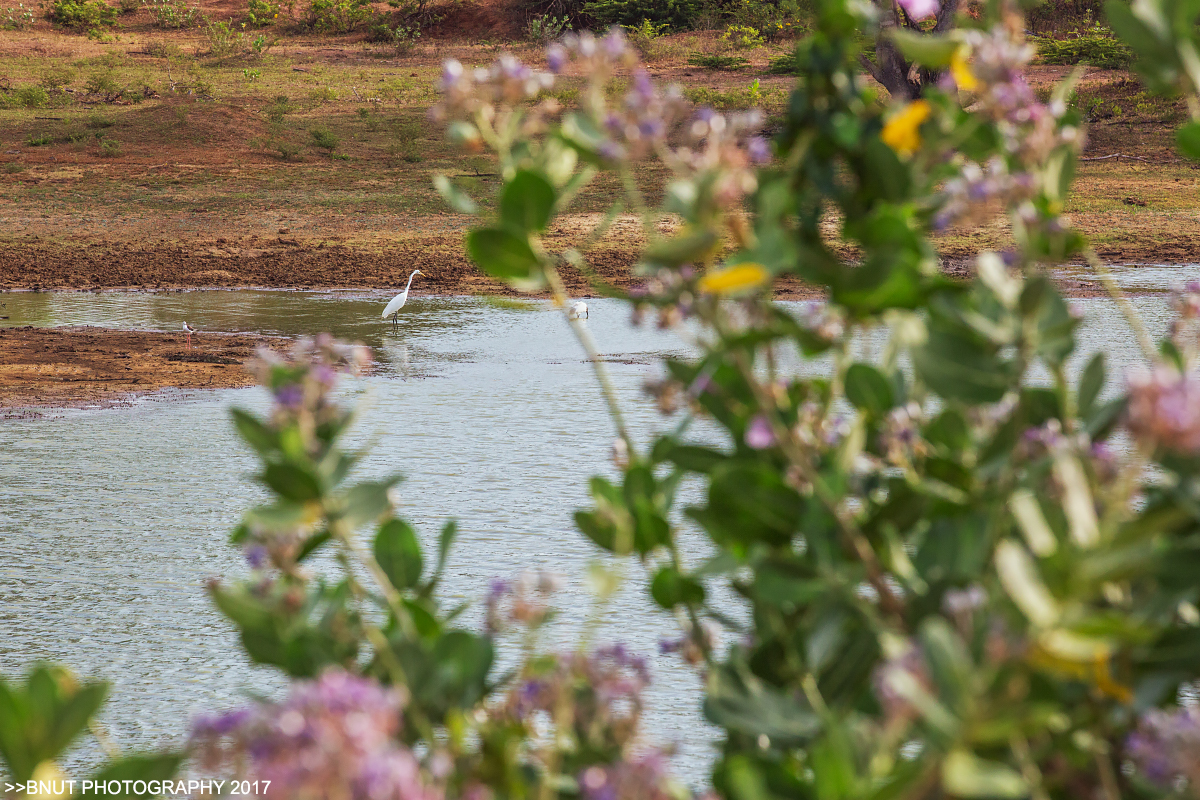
[182,321,196,347]
[382,270,422,331]
[568,301,588,320]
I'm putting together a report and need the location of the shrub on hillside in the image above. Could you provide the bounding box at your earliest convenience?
[305,0,370,32]
[584,0,699,30]
[246,0,281,25]
[47,0,116,29]
[1035,26,1134,68]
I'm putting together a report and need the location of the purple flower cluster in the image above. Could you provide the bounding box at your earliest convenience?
[432,54,554,121]
[1127,707,1200,788]
[191,670,436,800]
[546,29,637,82]
[1126,366,1200,453]
[508,644,651,751]
[600,69,688,161]
[675,108,771,208]
[745,415,776,450]
[935,26,1080,230]
[251,334,371,435]
[879,402,927,466]
[579,749,676,800]
[484,570,561,634]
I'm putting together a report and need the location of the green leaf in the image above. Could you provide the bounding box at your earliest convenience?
[340,479,400,530]
[89,753,185,799]
[941,750,1027,798]
[0,667,109,783]
[432,173,478,214]
[500,170,556,232]
[1178,121,1200,161]
[650,567,706,608]
[465,227,544,290]
[231,408,277,456]
[643,229,719,267]
[844,363,895,417]
[261,463,322,503]
[1078,352,1105,419]
[703,663,821,746]
[914,328,1016,403]
[374,518,424,591]
[889,27,961,67]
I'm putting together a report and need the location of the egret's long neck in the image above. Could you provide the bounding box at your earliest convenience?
[405,272,418,291]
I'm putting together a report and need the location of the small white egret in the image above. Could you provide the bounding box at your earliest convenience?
[382,270,422,331]
[568,301,588,320]
[182,321,196,347]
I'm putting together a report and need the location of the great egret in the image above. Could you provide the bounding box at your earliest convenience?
[382,270,422,331]
[568,301,588,320]
[182,321,196,347]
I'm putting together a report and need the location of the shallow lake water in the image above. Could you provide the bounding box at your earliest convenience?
[0,284,1187,786]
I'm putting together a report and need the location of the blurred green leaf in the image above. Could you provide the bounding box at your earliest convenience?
[433,173,478,214]
[941,750,1027,798]
[465,227,544,290]
[374,518,424,591]
[890,27,960,67]
[704,663,821,746]
[1078,352,1106,420]
[500,170,556,232]
[844,363,895,417]
[0,666,109,783]
[651,567,706,608]
[261,463,322,503]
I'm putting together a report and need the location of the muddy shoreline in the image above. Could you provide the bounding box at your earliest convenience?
[0,239,1147,299]
[0,327,287,412]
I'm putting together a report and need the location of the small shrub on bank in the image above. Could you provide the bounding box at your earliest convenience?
[246,0,280,25]
[143,0,200,28]
[1,2,34,28]
[305,0,370,32]
[47,0,117,29]
[15,84,47,108]
[98,137,121,156]
[205,19,272,57]
[526,13,570,41]
[25,132,53,146]
[367,19,422,52]
[721,23,763,48]
[309,125,339,151]
[684,78,770,109]
[1034,26,1134,68]
[687,52,749,69]
[41,66,76,89]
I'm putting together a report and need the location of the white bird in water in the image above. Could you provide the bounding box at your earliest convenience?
[382,270,422,331]
[568,301,588,320]
[182,321,196,347]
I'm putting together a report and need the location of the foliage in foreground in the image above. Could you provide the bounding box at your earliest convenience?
[11,0,1200,799]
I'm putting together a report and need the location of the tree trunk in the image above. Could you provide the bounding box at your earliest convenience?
[860,0,960,100]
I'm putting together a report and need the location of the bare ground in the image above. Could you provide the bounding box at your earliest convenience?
[0,326,286,409]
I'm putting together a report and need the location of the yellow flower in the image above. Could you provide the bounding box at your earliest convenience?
[950,46,978,91]
[881,99,931,157]
[697,263,770,295]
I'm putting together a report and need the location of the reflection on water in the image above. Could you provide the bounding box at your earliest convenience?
[0,288,1180,786]
[1051,263,1200,294]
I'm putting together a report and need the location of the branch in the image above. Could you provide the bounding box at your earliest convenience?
[858,53,887,87]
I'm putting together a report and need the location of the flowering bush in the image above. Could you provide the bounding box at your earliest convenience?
[11,0,1200,797]
[428,0,1200,795]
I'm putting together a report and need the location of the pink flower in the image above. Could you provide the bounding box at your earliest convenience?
[191,670,438,800]
[897,0,939,19]
[1126,366,1200,453]
[745,415,776,449]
